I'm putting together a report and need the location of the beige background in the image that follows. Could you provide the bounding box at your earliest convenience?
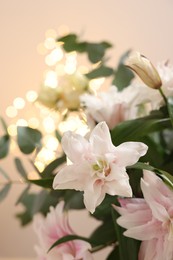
[1,0,173,259]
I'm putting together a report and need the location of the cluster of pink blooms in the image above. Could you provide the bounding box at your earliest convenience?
[33,52,173,259]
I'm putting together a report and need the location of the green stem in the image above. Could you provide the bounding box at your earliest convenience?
[90,241,115,253]
[159,87,167,104]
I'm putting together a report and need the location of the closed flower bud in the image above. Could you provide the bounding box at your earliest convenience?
[126,51,162,89]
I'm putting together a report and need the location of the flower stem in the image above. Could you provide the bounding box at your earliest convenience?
[159,87,167,104]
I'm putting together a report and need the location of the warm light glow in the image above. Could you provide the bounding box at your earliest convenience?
[13,97,25,109]
[28,171,39,180]
[16,119,28,126]
[58,115,89,136]
[58,25,70,36]
[26,90,38,102]
[36,147,56,164]
[37,43,47,55]
[56,64,65,76]
[6,106,18,118]
[44,70,58,88]
[43,117,55,133]
[43,135,59,151]
[34,161,45,172]
[45,29,57,38]
[64,52,77,74]
[7,124,17,136]
[28,117,39,128]
[45,48,64,66]
[89,77,105,90]
[44,37,56,50]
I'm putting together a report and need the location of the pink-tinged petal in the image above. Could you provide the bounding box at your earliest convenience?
[139,239,158,260]
[83,178,106,213]
[115,142,148,166]
[123,219,162,241]
[53,163,90,191]
[61,131,90,163]
[143,170,173,206]
[89,121,115,154]
[141,178,170,222]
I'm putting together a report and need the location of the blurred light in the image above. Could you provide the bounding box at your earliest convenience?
[45,29,57,38]
[36,147,56,164]
[37,43,47,55]
[34,161,45,172]
[58,25,70,36]
[56,64,65,76]
[28,171,39,179]
[26,90,38,102]
[6,106,17,118]
[7,124,17,136]
[44,70,58,88]
[10,139,17,151]
[28,117,39,128]
[44,37,56,50]
[45,48,64,66]
[13,97,25,110]
[43,135,59,151]
[43,117,55,133]
[16,119,28,126]
[89,77,105,90]
[78,65,89,74]
[64,52,77,74]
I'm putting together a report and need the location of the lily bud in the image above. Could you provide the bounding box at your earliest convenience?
[126,51,162,89]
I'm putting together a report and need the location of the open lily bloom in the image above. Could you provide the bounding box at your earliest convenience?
[33,201,93,260]
[114,171,173,260]
[53,121,148,213]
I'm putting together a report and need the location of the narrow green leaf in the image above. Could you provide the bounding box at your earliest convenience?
[29,178,53,188]
[86,42,112,63]
[55,130,62,142]
[128,162,173,189]
[0,183,11,202]
[111,117,171,145]
[17,126,42,154]
[0,134,10,159]
[48,234,100,253]
[0,166,10,180]
[167,96,173,127]
[64,190,85,210]
[107,248,120,260]
[0,117,8,133]
[41,155,66,178]
[14,157,28,180]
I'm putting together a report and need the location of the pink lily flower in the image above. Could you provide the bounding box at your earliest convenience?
[114,171,173,260]
[53,121,148,213]
[33,201,93,260]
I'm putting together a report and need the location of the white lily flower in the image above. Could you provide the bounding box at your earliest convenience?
[53,121,148,213]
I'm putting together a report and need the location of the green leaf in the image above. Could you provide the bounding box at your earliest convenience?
[0,183,11,202]
[17,126,42,154]
[14,157,28,180]
[0,166,10,180]
[86,42,112,63]
[112,64,134,90]
[41,155,66,178]
[90,219,116,245]
[29,178,53,188]
[0,134,10,159]
[167,96,173,127]
[48,234,100,253]
[86,65,114,79]
[64,190,85,210]
[0,117,8,133]
[92,195,117,220]
[111,116,171,145]
[128,162,173,189]
[107,248,120,260]
[55,130,62,142]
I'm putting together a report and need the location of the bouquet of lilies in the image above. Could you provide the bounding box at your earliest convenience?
[1,32,173,260]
